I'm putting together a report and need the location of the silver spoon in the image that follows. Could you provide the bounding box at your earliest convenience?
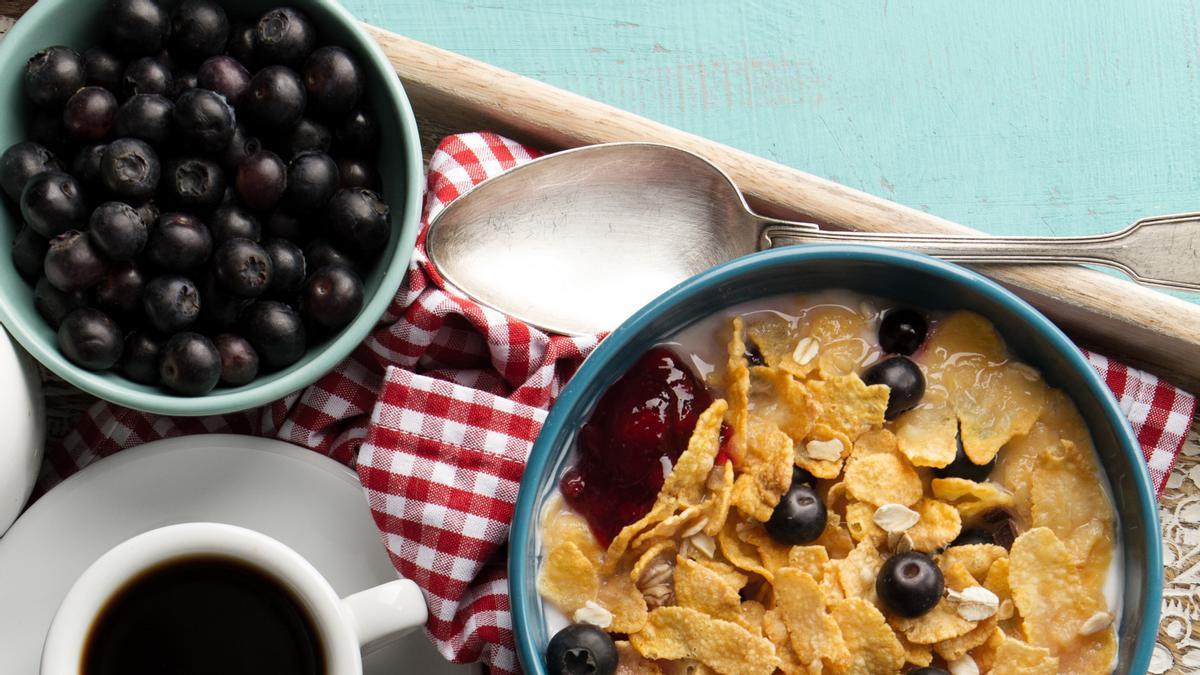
[426,142,1200,335]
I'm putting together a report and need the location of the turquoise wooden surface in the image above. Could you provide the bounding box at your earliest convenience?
[347,0,1198,297]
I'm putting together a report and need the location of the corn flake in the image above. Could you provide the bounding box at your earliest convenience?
[736,520,793,575]
[773,568,851,669]
[834,539,882,601]
[615,641,664,675]
[745,313,815,379]
[829,598,905,674]
[844,501,886,547]
[906,499,962,552]
[631,540,677,587]
[727,317,751,464]
[935,617,998,662]
[731,415,795,522]
[787,546,830,581]
[542,495,604,562]
[718,517,773,580]
[989,636,1060,675]
[893,400,959,468]
[675,555,742,622]
[939,544,1007,583]
[930,478,1014,520]
[749,366,818,442]
[630,607,780,675]
[807,374,889,441]
[796,424,852,480]
[844,451,923,507]
[665,399,729,505]
[599,572,649,633]
[538,542,599,614]
[704,461,736,536]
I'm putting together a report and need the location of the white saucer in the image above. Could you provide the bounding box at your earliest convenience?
[0,434,475,675]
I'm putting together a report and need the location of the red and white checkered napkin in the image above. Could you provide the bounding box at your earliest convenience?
[38,132,1198,675]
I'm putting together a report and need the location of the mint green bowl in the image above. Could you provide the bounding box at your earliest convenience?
[0,0,422,416]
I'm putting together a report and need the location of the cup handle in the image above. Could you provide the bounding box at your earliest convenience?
[340,579,428,654]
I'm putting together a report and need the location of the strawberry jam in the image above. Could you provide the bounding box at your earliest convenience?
[561,346,712,545]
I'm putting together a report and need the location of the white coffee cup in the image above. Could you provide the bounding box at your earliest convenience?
[41,522,428,674]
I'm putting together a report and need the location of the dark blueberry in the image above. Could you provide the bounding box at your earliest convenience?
[301,263,363,331]
[12,226,48,281]
[146,212,212,270]
[234,150,286,211]
[94,263,146,318]
[791,465,816,488]
[209,204,260,243]
[285,118,330,158]
[334,108,378,157]
[143,274,201,333]
[26,108,73,157]
[214,238,273,297]
[861,355,925,420]
[764,480,826,545]
[303,46,362,119]
[909,669,950,675]
[254,7,316,67]
[263,238,305,295]
[114,94,173,146]
[121,329,162,384]
[70,143,108,193]
[197,273,250,329]
[876,552,944,618]
[132,200,159,230]
[159,332,221,395]
[327,188,389,258]
[217,123,262,172]
[226,20,257,66]
[0,141,61,201]
[933,428,996,482]
[58,308,123,370]
[123,57,173,98]
[544,624,617,675]
[335,156,379,190]
[106,0,170,56]
[243,65,305,129]
[879,308,928,356]
[44,231,108,295]
[284,151,338,212]
[170,0,229,62]
[34,276,90,328]
[62,86,117,143]
[264,208,304,240]
[197,55,249,105]
[304,238,358,273]
[21,171,87,237]
[160,156,226,212]
[172,89,235,153]
[949,528,994,548]
[214,333,258,386]
[100,138,160,200]
[89,201,147,260]
[82,47,124,91]
[168,70,199,100]
[24,46,85,108]
[745,341,766,367]
[240,300,306,368]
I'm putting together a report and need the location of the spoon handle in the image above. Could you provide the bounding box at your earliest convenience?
[759,212,1200,292]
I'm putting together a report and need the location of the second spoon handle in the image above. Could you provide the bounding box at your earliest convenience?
[759,212,1200,292]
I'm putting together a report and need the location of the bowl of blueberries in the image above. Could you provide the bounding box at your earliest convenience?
[0,0,422,415]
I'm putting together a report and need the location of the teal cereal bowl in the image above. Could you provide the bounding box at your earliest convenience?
[510,245,1161,674]
[0,0,421,416]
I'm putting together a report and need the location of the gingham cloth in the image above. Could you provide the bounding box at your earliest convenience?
[37,132,1197,675]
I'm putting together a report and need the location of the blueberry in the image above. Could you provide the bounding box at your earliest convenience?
[197,55,249,106]
[45,230,106,293]
[173,89,235,152]
[143,274,201,333]
[114,94,173,146]
[303,46,362,119]
[879,308,927,355]
[146,212,212,270]
[12,226,49,282]
[304,238,358,273]
[241,300,306,368]
[94,263,146,319]
[62,86,118,144]
[89,201,147,260]
[301,264,362,331]
[26,108,72,158]
[0,141,61,201]
[197,272,250,330]
[214,238,273,297]
[82,47,124,92]
[214,333,258,386]
[209,204,260,243]
[106,0,170,57]
[234,150,286,211]
[263,238,305,295]
[226,20,257,67]
[244,65,305,129]
[933,428,995,482]
[170,0,229,62]
[284,118,331,158]
[71,143,109,193]
[791,465,816,488]
[101,138,160,200]
[218,124,262,172]
[122,57,173,98]
[58,308,123,370]
[21,171,87,237]
[254,7,316,67]
[159,332,221,395]
[861,355,925,420]
[121,329,162,384]
[335,108,378,157]
[34,276,90,328]
[264,208,304,240]
[24,46,85,108]
[132,200,159,230]
[765,480,826,545]
[336,157,379,190]
[284,151,338,211]
[161,156,226,212]
[327,188,389,258]
[949,528,993,548]
[168,69,199,100]
[876,552,944,618]
[544,624,617,675]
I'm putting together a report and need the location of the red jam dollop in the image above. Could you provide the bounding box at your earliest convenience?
[561,346,713,545]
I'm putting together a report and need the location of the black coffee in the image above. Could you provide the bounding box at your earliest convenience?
[83,556,325,675]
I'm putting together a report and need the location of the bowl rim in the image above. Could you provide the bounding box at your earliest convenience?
[0,0,424,416]
[509,244,1162,674]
